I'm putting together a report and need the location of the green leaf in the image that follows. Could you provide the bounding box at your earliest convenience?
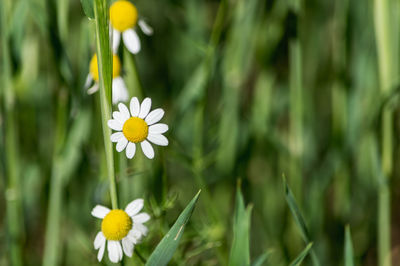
[146,191,201,266]
[283,176,320,266]
[229,186,252,266]
[80,0,94,19]
[289,243,313,266]
[344,225,354,266]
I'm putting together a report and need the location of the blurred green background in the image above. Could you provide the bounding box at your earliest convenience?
[1,0,400,265]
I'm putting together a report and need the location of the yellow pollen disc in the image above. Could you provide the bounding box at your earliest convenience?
[110,0,138,32]
[89,54,121,82]
[101,210,132,240]
[122,117,148,143]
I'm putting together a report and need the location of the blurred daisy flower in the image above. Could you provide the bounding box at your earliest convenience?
[85,53,129,104]
[108,97,168,159]
[92,199,150,263]
[110,0,153,54]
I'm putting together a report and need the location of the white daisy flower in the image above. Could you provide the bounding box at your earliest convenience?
[110,0,153,54]
[91,199,150,263]
[107,97,168,159]
[85,53,129,104]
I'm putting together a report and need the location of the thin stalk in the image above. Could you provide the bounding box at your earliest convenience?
[374,0,394,265]
[94,0,118,209]
[1,0,23,265]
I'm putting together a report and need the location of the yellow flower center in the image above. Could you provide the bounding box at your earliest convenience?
[101,210,132,240]
[89,54,121,82]
[122,117,148,143]
[110,0,138,32]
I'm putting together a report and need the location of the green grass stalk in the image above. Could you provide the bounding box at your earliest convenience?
[1,0,23,265]
[94,0,118,209]
[374,0,395,265]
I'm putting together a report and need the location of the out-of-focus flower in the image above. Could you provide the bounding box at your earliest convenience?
[85,53,129,104]
[110,0,153,54]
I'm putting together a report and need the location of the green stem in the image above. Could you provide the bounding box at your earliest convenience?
[1,0,23,265]
[94,0,118,209]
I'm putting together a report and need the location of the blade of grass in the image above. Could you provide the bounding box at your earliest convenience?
[344,225,354,266]
[289,242,313,266]
[93,0,118,208]
[146,190,201,266]
[229,185,252,266]
[283,176,320,266]
[251,251,272,266]
[1,0,24,265]
[81,0,94,19]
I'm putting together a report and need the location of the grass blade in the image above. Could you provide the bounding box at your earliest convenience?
[289,243,313,266]
[146,190,201,266]
[283,176,320,266]
[344,225,354,266]
[80,0,94,19]
[251,251,272,266]
[229,186,252,266]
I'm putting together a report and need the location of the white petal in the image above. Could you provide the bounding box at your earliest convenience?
[145,108,164,125]
[147,133,168,146]
[140,140,154,159]
[112,111,126,125]
[116,137,128,152]
[123,29,141,54]
[87,84,99,95]
[110,132,124,142]
[122,237,134,257]
[107,119,123,131]
[97,239,106,262]
[138,19,154,36]
[149,123,168,134]
[118,102,130,121]
[91,205,110,219]
[127,229,140,244]
[130,97,140,117]
[125,199,144,216]
[133,223,149,236]
[108,240,122,263]
[125,142,136,159]
[94,231,106,249]
[112,29,121,53]
[132,213,151,223]
[84,74,93,89]
[112,77,129,104]
[138,98,151,118]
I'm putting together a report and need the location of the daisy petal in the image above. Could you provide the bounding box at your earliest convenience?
[140,140,154,159]
[132,213,151,223]
[84,74,93,89]
[127,229,140,244]
[110,132,124,142]
[122,237,134,257]
[91,205,110,219]
[123,29,141,54]
[116,137,128,152]
[149,123,168,134]
[87,84,99,95]
[125,142,136,159]
[97,239,106,262]
[108,240,122,263]
[139,98,151,118]
[133,223,149,236]
[145,108,164,125]
[108,119,123,131]
[94,231,106,249]
[147,133,168,146]
[138,19,154,36]
[130,97,140,117]
[112,111,126,124]
[118,103,130,121]
[125,199,144,216]
[112,29,121,53]
[112,77,129,104]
